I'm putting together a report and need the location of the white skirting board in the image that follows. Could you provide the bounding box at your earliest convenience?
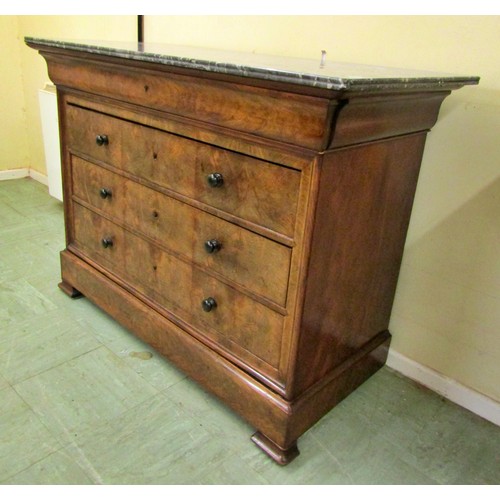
[387,349,500,427]
[0,168,29,181]
[0,168,48,185]
[28,168,49,186]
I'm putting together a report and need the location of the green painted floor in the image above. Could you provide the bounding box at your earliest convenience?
[0,178,499,485]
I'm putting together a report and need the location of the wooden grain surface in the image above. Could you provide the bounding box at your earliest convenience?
[293,133,427,395]
[66,104,302,237]
[47,54,332,149]
[71,155,292,307]
[32,42,456,462]
[72,203,285,379]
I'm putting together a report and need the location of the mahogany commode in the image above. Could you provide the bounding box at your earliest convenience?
[26,37,478,465]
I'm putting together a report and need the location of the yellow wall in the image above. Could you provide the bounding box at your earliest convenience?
[4,16,500,403]
[0,16,29,170]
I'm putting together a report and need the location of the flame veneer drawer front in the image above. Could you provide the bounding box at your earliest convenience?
[71,203,285,377]
[66,104,301,238]
[71,156,291,307]
[47,55,331,149]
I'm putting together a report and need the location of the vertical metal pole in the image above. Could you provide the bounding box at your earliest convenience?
[138,15,144,44]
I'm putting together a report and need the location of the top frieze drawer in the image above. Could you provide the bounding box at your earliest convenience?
[65,104,301,238]
[48,56,331,149]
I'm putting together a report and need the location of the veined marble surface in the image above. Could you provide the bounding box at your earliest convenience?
[25,37,479,91]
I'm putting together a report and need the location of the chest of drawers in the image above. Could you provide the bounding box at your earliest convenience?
[27,38,478,465]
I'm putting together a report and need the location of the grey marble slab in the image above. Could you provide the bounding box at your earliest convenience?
[25,37,479,92]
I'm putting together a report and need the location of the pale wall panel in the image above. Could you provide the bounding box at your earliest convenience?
[0,16,29,170]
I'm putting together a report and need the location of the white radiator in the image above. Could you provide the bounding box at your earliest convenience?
[39,83,62,201]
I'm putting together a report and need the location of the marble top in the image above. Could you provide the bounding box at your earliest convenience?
[25,37,480,92]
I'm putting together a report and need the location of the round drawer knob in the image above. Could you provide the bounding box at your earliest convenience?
[204,239,222,254]
[99,188,112,199]
[207,172,224,188]
[95,134,109,146]
[201,297,217,312]
[101,237,113,248]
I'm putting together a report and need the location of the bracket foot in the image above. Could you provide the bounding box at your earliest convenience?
[58,280,83,299]
[251,431,300,466]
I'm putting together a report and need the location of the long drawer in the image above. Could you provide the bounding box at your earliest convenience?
[66,104,301,237]
[50,57,331,149]
[71,203,284,376]
[71,156,291,307]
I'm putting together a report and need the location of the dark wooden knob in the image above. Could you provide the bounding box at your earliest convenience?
[95,134,109,146]
[201,297,217,312]
[207,172,224,188]
[204,239,222,254]
[99,188,112,199]
[101,237,113,248]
